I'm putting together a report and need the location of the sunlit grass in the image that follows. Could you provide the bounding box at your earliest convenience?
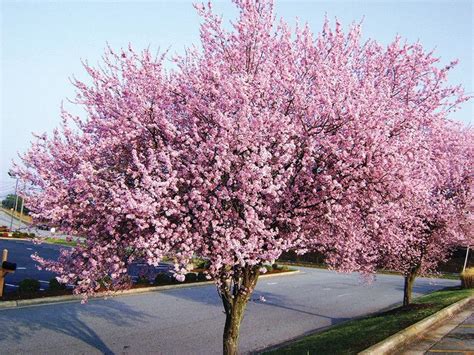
[264,287,473,355]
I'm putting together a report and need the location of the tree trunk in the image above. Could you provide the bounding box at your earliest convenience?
[403,267,418,307]
[223,295,247,355]
[219,265,260,355]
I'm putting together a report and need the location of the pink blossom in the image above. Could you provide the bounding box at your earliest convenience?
[12,0,472,351]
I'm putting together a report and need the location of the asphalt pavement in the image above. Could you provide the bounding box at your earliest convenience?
[0,239,62,291]
[0,209,31,232]
[0,209,72,239]
[0,266,458,354]
[0,239,172,292]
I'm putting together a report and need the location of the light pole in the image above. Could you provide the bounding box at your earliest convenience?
[8,177,19,230]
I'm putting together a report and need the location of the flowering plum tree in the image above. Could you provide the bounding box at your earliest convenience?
[380,124,473,306]
[14,0,468,353]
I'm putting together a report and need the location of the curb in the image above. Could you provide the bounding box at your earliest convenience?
[0,237,32,241]
[0,236,77,247]
[0,270,300,310]
[359,294,474,355]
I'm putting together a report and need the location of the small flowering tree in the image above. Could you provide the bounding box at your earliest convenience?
[381,125,473,306]
[15,0,468,353]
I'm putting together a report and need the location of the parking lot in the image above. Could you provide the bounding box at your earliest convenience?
[0,239,172,292]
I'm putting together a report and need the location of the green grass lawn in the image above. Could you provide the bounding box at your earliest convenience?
[42,237,78,247]
[263,287,473,355]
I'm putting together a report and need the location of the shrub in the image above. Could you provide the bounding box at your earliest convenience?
[28,233,36,238]
[262,264,273,273]
[10,232,30,238]
[271,263,289,272]
[155,273,173,285]
[197,272,208,282]
[136,276,151,285]
[2,232,8,237]
[461,268,474,289]
[98,275,112,289]
[194,258,210,270]
[185,273,198,283]
[19,279,41,293]
[49,277,66,291]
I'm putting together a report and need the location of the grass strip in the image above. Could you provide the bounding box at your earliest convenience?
[263,287,473,355]
[41,237,78,247]
[277,261,460,280]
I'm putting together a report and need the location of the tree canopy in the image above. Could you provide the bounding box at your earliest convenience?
[14,1,472,353]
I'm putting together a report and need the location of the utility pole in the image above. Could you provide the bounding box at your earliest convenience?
[463,246,470,273]
[8,178,19,230]
[17,187,25,231]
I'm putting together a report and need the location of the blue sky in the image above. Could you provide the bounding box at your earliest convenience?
[1,0,472,196]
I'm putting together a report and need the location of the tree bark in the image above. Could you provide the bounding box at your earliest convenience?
[222,294,247,355]
[219,265,260,355]
[403,267,418,307]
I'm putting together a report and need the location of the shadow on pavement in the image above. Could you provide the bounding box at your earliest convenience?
[0,299,151,354]
[166,280,349,323]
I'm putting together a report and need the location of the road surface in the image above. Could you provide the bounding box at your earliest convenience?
[0,209,67,238]
[0,267,458,354]
[0,209,30,230]
[0,239,62,291]
[0,239,172,292]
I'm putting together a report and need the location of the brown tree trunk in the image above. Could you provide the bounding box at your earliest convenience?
[219,265,260,355]
[403,267,418,307]
[223,295,246,355]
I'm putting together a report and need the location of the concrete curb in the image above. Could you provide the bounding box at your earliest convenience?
[359,294,474,355]
[0,237,32,241]
[0,270,300,310]
[0,236,78,247]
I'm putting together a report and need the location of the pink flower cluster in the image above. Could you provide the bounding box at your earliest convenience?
[15,0,472,297]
